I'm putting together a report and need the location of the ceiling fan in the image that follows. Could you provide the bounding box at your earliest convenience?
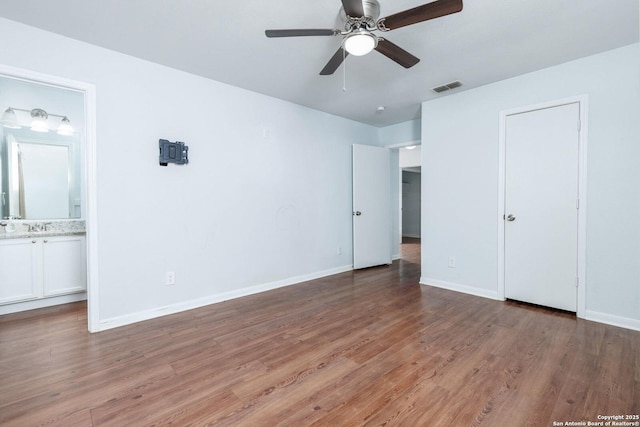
[265,0,463,75]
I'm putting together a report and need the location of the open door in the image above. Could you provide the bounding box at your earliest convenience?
[352,144,391,269]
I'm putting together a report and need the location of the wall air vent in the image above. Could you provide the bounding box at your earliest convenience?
[432,80,463,94]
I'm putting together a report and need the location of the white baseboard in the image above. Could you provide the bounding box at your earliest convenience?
[94,265,354,332]
[392,253,402,261]
[419,277,500,301]
[585,310,640,332]
[421,278,640,332]
[0,292,87,315]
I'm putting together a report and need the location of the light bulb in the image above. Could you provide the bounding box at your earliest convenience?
[1,107,21,129]
[30,108,49,132]
[344,31,377,56]
[57,117,74,136]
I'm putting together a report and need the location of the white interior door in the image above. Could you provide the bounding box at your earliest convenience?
[353,144,391,269]
[504,103,580,311]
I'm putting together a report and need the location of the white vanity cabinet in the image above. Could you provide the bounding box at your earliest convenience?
[0,238,40,304]
[0,235,86,305]
[42,236,87,296]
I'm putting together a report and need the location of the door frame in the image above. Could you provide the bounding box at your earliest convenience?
[0,64,99,331]
[386,140,421,258]
[497,95,588,318]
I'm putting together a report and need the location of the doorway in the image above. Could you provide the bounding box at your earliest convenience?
[0,65,98,330]
[399,145,421,262]
[352,143,422,268]
[498,96,588,317]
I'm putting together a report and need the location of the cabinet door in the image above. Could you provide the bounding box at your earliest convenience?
[0,239,40,304]
[42,236,86,296]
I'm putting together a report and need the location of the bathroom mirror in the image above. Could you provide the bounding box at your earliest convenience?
[5,132,80,219]
[0,75,84,220]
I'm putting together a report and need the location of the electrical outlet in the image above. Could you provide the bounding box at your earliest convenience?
[448,256,456,268]
[337,246,342,255]
[165,271,176,286]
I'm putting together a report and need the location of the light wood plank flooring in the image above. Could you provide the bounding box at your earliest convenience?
[1,240,638,426]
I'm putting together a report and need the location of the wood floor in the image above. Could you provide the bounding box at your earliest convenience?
[1,239,638,426]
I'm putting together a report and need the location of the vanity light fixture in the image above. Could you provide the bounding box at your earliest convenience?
[57,116,74,136]
[30,108,49,132]
[0,106,74,135]
[0,107,20,129]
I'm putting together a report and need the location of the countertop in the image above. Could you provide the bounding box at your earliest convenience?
[0,230,86,240]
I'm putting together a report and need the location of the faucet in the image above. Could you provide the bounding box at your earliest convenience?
[27,222,52,232]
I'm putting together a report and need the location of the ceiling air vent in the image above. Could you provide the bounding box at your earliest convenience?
[432,80,463,93]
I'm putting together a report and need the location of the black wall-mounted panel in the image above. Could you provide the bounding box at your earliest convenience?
[159,139,189,166]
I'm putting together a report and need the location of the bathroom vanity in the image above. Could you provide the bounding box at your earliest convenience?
[0,221,86,314]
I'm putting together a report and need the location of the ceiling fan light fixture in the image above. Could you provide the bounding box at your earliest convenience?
[265,0,464,76]
[344,31,377,56]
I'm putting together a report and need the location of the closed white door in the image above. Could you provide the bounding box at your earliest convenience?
[352,144,391,269]
[504,103,580,311]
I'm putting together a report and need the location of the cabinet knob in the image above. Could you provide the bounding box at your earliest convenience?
[44,240,48,243]
[32,240,36,244]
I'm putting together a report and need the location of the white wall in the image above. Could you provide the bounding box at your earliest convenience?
[421,43,640,329]
[378,119,420,146]
[0,18,381,329]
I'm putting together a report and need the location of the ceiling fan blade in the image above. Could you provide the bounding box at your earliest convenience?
[378,0,463,31]
[375,39,420,68]
[320,47,349,75]
[265,29,339,38]
[341,0,364,17]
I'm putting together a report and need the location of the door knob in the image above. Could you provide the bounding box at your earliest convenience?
[353,211,362,216]
[506,214,516,222]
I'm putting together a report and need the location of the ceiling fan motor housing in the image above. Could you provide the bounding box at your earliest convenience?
[343,0,381,31]
[360,0,381,21]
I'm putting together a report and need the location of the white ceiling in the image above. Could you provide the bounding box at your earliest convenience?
[1,0,637,127]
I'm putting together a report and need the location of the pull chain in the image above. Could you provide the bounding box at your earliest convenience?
[342,47,347,92]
